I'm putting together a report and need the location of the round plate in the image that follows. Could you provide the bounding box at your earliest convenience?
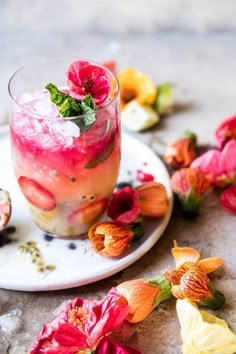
[0,130,173,291]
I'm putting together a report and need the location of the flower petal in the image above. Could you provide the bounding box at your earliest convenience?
[215,115,236,149]
[220,183,236,215]
[197,257,224,274]
[177,299,236,354]
[191,149,222,184]
[219,139,236,176]
[171,242,200,268]
[97,337,141,354]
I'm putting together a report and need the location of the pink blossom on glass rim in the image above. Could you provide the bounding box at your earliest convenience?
[215,115,236,149]
[107,186,141,225]
[67,59,111,104]
[30,287,129,353]
[191,149,222,185]
[96,337,141,354]
[220,183,236,215]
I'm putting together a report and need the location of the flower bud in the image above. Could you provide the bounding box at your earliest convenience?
[135,182,168,217]
[116,275,172,323]
[164,131,197,168]
[171,167,211,217]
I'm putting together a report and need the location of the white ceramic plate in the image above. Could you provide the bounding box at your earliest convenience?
[0,131,173,291]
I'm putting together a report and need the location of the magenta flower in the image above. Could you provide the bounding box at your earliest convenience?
[220,183,236,215]
[30,288,129,353]
[67,60,110,104]
[107,186,141,225]
[215,115,236,149]
[96,337,141,354]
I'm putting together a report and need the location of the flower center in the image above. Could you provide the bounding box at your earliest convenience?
[82,77,95,93]
[122,87,137,103]
[68,306,88,327]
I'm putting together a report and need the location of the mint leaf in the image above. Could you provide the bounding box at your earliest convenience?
[45,83,97,132]
[45,83,68,106]
[82,94,96,110]
[59,97,81,117]
[85,136,116,169]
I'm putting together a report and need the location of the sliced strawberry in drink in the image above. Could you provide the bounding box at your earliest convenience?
[18,176,56,211]
[0,189,11,230]
[69,198,108,225]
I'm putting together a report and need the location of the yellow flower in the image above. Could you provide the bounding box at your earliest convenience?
[177,299,236,354]
[117,67,157,110]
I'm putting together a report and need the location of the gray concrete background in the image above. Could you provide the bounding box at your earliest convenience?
[1,2,236,353]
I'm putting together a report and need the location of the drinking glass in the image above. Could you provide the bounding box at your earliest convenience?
[8,58,120,238]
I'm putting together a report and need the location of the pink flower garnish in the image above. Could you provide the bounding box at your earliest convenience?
[30,288,129,353]
[97,337,141,354]
[67,60,110,104]
[220,183,236,215]
[215,115,236,149]
[107,186,141,225]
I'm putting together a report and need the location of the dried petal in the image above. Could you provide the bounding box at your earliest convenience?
[88,221,133,257]
[220,182,236,215]
[135,182,168,217]
[215,115,236,149]
[171,240,200,268]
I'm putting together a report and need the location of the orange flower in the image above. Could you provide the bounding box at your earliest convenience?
[171,167,211,217]
[135,182,168,217]
[165,241,225,310]
[117,67,157,110]
[88,221,133,257]
[164,131,197,168]
[116,275,172,323]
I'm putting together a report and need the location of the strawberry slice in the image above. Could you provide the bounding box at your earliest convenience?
[18,176,56,211]
[69,198,108,225]
[0,189,11,230]
[103,60,116,74]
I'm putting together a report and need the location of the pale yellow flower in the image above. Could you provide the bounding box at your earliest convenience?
[176,299,236,354]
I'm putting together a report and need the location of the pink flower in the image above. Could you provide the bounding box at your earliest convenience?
[215,115,236,149]
[220,183,236,215]
[96,337,141,354]
[67,60,110,104]
[191,149,221,185]
[30,288,129,353]
[191,140,236,187]
[107,186,141,225]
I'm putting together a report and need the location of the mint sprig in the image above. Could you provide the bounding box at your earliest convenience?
[45,83,96,132]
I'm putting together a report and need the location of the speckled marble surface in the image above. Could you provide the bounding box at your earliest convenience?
[1,27,236,353]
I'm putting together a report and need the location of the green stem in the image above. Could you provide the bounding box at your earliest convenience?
[146,275,172,307]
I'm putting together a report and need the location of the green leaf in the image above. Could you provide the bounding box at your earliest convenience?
[45,83,97,132]
[85,136,116,169]
[82,94,96,110]
[45,83,69,106]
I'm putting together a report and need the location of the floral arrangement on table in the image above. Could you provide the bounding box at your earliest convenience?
[1,61,236,353]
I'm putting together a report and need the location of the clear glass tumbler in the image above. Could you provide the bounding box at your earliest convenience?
[8,58,120,238]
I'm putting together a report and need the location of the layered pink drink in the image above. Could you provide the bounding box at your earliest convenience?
[9,59,120,237]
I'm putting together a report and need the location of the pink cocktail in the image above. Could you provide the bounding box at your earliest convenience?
[8,58,120,237]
